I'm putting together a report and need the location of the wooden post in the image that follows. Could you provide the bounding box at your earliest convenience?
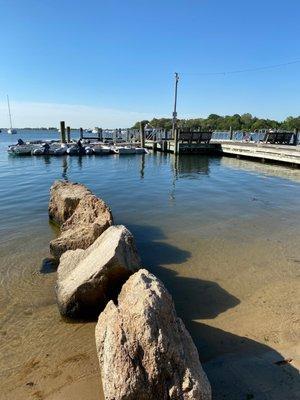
[174,128,179,155]
[60,121,66,143]
[79,127,83,140]
[229,126,233,140]
[293,128,299,146]
[99,128,103,142]
[140,122,145,148]
[66,126,71,143]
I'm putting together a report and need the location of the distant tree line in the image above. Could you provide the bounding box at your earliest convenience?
[132,114,300,131]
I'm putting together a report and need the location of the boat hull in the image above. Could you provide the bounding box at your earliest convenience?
[8,145,32,155]
[93,146,111,155]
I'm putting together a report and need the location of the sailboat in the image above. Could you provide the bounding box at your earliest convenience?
[7,95,17,134]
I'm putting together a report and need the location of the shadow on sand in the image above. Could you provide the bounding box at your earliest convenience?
[128,223,300,400]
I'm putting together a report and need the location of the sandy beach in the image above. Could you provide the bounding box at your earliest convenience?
[1,209,299,399]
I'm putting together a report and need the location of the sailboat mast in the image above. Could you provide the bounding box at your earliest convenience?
[7,95,13,129]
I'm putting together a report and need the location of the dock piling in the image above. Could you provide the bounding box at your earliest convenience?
[140,122,145,148]
[66,126,71,143]
[293,128,299,146]
[174,128,179,155]
[60,121,66,143]
[79,128,83,140]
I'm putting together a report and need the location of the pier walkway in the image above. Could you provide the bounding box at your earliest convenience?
[144,139,300,166]
[215,141,300,166]
[141,127,300,166]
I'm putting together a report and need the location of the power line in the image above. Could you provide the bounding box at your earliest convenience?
[179,59,300,76]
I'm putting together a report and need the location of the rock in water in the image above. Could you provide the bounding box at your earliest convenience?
[56,225,141,318]
[49,180,91,225]
[50,194,113,259]
[95,269,211,400]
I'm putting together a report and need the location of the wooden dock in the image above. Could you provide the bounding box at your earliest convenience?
[216,141,300,166]
[54,122,300,167]
[144,129,300,167]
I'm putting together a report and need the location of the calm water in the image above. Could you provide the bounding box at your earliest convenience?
[1,130,300,399]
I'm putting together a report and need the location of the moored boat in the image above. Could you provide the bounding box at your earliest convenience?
[67,146,79,155]
[84,147,93,155]
[7,96,17,134]
[8,144,32,155]
[53,145,67,156]
[135,147,149,154]
[114,146,137,154]
[32,147,45,155]
[93,145,111,155]
[7,128,17,134]
[54,148,67,156]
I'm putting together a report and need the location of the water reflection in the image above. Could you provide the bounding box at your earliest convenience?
[221,156,300,182]
[140,153,145,179]
[169,155,212,201]
[172,155,211,179]
[42,155,51,165]
[61,157,68,181]
[77,155,83,170]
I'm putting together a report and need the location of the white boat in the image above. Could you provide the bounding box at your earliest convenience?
[85,146,94,155]
[32,147,45,155]
[67,146,79,155]
[135,147,148,154]
[8,144,32,155]
[54,145,67,156]
[7,96,17,134]
[93,145,111,155]
[114,146,137,154]
[92,127,100,134]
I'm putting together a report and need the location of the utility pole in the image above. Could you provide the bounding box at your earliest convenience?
[172,72,179,136]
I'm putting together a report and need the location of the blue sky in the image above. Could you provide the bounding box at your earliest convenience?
[1,0,300,127]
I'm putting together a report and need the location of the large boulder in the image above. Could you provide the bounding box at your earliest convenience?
[95,269,211,400]
[50,194,113,259]
[49,180,91,225]
[56,225,141,318]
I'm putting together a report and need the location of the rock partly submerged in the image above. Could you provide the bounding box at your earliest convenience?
[50,194,113,259]
[48,180,212,398]
[95,269,212,400]
[56,225,141,318]
[49,181,113,259]
[49,180,91,226]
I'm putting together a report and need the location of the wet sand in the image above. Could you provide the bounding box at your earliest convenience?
[1,212,299,399]
[0,229,103,400]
